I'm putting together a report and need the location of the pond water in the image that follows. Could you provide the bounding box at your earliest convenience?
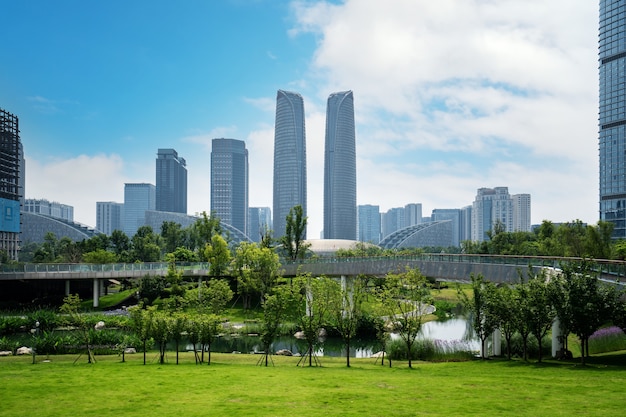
[191,318,479,357]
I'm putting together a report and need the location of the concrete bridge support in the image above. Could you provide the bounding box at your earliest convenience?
[65,280,70,296]
[492,329,502,356]
[93,278,100,308]
[551,317,564,357]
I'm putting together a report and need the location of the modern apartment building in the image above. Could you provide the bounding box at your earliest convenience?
[211,138,248,234]
[324,90,356,240]
[156,148,187,214]
[273,90,307,239]
[512,193,532,232]
[599,1,626,238]
[471,187,513,242]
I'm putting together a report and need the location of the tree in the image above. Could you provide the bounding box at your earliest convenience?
[280,205,310,261]
[523,269,556,363]
[379,268,431,368]
[550,261,622,365]
[191,211,222,255]
[138,273,166,306]
[131,226,162,262]
[200,279,234,315]
[83,249,117,264]
[171,312,187,364]
[492,284,520,360]
[258,285,296,367]
[58,237,82,263]
[161,221,184,254]
[231,242,281,310]
[329,277,365,367]
[458,274,498,359]
[199,314,222,365]
[293,274,335,367]
[204,234,232,280]
[110,230,131,262]
[60,294,95,363]
[129,304,155,365]
[151,311,173,364]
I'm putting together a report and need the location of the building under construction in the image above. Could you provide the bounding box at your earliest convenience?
[0,108,22,260]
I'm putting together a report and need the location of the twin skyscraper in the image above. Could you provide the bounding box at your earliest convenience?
[273,90,356,240]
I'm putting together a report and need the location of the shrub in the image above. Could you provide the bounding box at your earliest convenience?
[589,326,626,354]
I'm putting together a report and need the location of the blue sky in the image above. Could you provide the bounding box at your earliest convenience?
[1,0,598,237]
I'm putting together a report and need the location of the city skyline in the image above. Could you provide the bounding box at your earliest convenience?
[1,2,598,237]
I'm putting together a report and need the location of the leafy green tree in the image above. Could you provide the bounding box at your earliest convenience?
[280,205,310,261]
[231,242,281,310]
[131,226,162,262]
[110,230,131,262]
[152,311,173,364]
[169,247,198,262]
[522,269,556,363]
[128,304,155,365]
[258,285,297,367]
[329,277,365,367]
[191,211,222,255]
[379,268,431,368]
[60,294,95,363]
[204,234,232,279]
[201,279,234,315]
[161,221,185,254]
[492,284,520,360]
[171,312,187,364]
[293,274,335,367]
[83,249,117,264]
[458,274,498,359]
[199,314,222,365]
[138,274,166,306]
[550,261,622,364]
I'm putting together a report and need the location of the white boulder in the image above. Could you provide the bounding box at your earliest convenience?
[16,346,32,355]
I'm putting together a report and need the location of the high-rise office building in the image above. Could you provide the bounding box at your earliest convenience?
[358,204,381,244]
[324,90,356,240]
[123,183,155,237]
[156,148,187,214]
[512,194,531,232]
[248,207,272,243]
[0,109,21,260]
[599,1,626,238]
[460,205,473,243]
[471,187,513,242]
[96,202,123,235]
[23,199,73,221]
[211,138,248,235]
[273,90,307,239]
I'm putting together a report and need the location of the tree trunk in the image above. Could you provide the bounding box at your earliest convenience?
[537,336,542,363]
[346,338,350,368]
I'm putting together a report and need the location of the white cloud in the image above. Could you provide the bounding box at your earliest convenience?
[25,154,126,227]
[291,0,598,225]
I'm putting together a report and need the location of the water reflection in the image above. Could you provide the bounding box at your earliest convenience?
[191,318,479,357]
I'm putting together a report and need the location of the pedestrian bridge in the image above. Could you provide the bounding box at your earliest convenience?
[1,254,625,284]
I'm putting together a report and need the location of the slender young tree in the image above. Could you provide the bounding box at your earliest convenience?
[329,277,365,367]
[379,268,431,368]
[281,205,310,261]
[458,274,498,359]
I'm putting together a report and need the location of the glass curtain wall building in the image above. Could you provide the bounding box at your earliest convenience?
[211,138,249,235]
[273,90,307,239]
[123,183,155,237]
[599,1,626,238]
[0,109,21,260]
[156,148,187,214]
[324,90,356,240]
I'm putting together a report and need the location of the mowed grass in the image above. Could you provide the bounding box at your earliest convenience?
[2,353,626,417]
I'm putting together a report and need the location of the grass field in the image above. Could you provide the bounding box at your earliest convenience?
[2,352,625,416]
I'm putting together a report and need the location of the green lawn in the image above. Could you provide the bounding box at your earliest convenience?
[1,352,625,416]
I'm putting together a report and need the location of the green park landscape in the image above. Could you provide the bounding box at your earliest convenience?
[3,216,626,415]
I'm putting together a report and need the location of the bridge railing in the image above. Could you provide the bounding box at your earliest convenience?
[0,262,210,274]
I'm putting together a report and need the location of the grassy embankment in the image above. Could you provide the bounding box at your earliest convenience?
[1,352,625,417]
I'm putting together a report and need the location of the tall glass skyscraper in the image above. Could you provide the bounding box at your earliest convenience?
[123,183,155,237]
[156,148,187,214]
[324,90,356,240]
[211,138,248,235]
[273,90,307,239]
[0,109,22,260]
[599,1,626,238]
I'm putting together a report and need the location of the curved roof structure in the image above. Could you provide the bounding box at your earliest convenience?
[20,212,102,244]
[144,210,250,246]
[379,220,453,249]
